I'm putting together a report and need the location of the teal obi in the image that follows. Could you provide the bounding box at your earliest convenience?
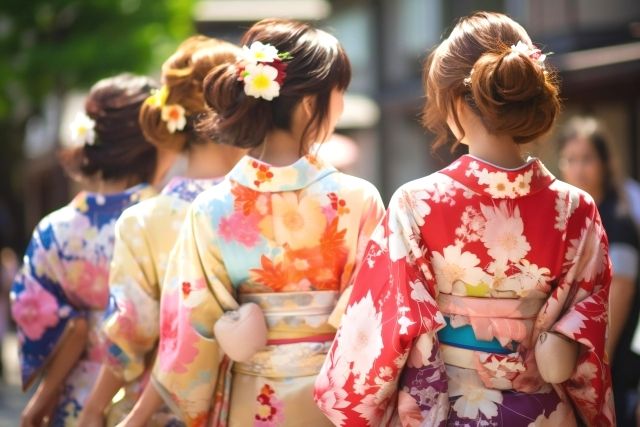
[437,317,516,354]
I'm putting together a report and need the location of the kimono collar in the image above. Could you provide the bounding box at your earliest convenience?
[227,154,337,192]
[161,176,221,203]
[440,154,556,199]
[70,183,154,213]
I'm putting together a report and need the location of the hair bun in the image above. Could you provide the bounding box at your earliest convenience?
[140,36,241,151]
[201,62,272,148]
[202,63,245,118]
[469,46,560,144]
[138,96,188,151]
[198,19,351,150]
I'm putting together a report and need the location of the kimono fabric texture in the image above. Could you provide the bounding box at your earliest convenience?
[315,154,614,427]
[11,184,156,426]
[152,154,384,427]
[102,177,220,426]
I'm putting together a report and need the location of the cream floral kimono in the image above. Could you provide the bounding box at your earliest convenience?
[102,177,219,426]
[152,154,384,427]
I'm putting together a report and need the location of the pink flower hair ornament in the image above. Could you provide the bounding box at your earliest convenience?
[510,40,551,68]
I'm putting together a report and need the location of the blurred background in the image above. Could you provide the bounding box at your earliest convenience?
[1,0,640,423]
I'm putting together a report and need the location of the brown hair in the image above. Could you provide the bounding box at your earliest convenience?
[60,73,158,184]
[139,36,241,151]
[422,12,561,150]
[200,18,351,151]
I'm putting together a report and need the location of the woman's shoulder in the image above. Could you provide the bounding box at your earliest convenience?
[548,179,599,214]
[34,200,88,236]
[390,171,453,201]
[329,172,382,199]
[116,193,183,231]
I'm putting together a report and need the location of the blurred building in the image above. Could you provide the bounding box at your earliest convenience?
[196,0,640,200]
[14,0,640,245]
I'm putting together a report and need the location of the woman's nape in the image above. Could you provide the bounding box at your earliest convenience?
[447,98,527,169]
[253,88,345,166]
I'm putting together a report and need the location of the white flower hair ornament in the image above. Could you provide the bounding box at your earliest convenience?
[69,112,96,146]
[237,41,293,101]
[510,40,550,68]
[145,85,187,133]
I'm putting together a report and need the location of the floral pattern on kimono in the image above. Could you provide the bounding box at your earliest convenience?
[104,177,219,380]
[152,155,384,427]
[315,154,614,427]
[11,184,155,426]
[101,177,219,425]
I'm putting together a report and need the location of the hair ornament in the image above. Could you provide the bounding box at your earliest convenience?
[69,112,96,146]
[145,85,187,133]
[237,41,293,101]
[510,40,550,68]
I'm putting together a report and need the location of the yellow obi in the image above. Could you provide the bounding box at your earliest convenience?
[234,291,338,378]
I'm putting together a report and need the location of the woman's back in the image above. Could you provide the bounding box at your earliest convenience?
[12,184,155,422]
[200,155,381,293]
[153,154,383,426]
[402,155,608,425]
[316,155,613,426]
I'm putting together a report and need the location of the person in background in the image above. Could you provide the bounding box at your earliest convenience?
[11,73,177,427]
[78,36,245,427]
[0,198,16,382]
[559,116,640,426]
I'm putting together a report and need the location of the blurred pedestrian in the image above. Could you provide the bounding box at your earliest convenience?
[559,115,639,426]
[79,36,245,427]
[11,73,176,426]
[0,198,16,382]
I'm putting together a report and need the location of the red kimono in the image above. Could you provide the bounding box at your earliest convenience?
[315,154,614,426]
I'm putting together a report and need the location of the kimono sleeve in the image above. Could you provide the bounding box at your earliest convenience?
[549,201,615,426]
[102,210,159,382]
[329,184,385,327]
[152,200,236,427]
[10,220,82,391]
[315,189,444,427]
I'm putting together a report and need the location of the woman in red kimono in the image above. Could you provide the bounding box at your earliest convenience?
[315,11,614,427]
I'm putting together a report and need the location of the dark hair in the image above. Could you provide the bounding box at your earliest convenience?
[139,36,241,151]
[60,73,159,184]
[422,11,561,150]
[200,18,351,151]
[559,116,616,194]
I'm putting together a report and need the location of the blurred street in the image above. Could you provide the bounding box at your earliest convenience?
[0,334,29,426]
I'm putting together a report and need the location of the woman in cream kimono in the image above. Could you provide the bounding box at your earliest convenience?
[78,36,245,427]
[151,19,385,427]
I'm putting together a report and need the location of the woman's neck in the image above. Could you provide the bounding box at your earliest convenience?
[467,138,526,169]
[82,177,131,194]
[186,143,243,179]
[250,129,306,166]
[459,105,526,169]
[151,147,179,187]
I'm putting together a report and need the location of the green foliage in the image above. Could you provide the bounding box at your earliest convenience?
[0,0,195,120]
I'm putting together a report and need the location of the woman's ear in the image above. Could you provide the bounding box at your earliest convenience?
[301,95,316,120]
[447,97,466,141]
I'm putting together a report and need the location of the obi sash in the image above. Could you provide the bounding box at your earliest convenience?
[233,290,338,378]
[436,294,546,368]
